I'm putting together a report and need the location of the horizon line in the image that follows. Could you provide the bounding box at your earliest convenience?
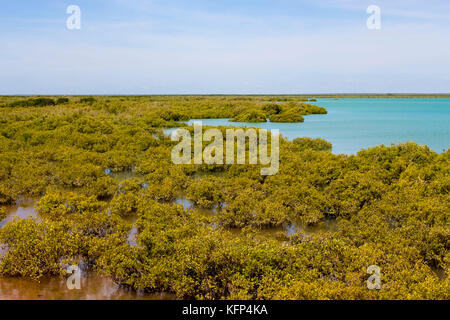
[2,93,450,97]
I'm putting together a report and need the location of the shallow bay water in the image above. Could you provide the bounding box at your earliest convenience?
[177,98,450,154]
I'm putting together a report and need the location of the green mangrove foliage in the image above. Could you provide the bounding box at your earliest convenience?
[0,206,6,220]
[230,109,267,122]
[292,137,332,152]
[1,190,128,279]
[0,95,448,300]
[230,101,327,123]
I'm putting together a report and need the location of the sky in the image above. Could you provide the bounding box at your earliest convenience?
[0,0,449,94]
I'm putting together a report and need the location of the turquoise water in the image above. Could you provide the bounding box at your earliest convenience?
[185,98,450,155]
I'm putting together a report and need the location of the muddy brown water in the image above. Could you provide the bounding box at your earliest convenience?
[0,198,40,228]
[0,273,175,300]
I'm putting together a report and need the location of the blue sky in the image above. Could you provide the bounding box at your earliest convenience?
[1,0,449,94]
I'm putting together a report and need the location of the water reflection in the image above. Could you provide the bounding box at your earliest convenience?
[122,214,138,247]
[0,199,39,228]
[285,218,339,236]
[174,197,219,216]
[174,197,193,210]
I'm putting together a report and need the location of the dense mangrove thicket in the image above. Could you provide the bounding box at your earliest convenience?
[0,96,448,299]
[229,102,327,123]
